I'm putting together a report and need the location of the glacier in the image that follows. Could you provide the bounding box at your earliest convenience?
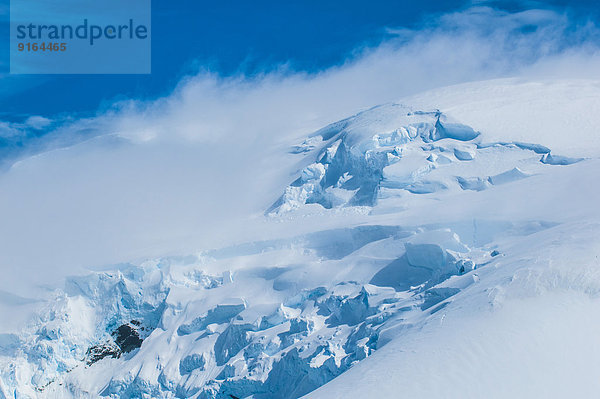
[1,79,600,398]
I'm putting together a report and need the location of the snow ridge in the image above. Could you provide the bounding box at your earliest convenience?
[270,104,580,214]
[1,225,499,398]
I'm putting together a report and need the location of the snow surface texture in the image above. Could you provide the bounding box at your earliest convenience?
[1,82,599,399]
[269,103,580,214]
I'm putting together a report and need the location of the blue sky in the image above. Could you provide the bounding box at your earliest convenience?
[0,0,597,120]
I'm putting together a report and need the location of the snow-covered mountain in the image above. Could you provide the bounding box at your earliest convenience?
[1,79,600,398]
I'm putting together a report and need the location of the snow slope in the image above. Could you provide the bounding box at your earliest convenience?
[1,79,600,398]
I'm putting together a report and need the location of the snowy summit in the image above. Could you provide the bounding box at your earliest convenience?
[1,78,600,398]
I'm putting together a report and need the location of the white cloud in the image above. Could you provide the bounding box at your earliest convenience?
[50,7,598,145]
[24,115,52,130]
